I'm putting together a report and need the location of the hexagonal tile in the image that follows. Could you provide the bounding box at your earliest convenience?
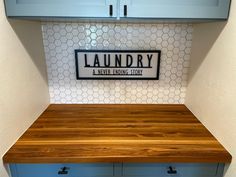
[42,22,193,104]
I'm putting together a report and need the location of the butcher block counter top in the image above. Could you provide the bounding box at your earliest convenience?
[3,104,231,163]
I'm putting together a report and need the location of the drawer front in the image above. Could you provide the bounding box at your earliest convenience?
[175,163,219,177]
[122,163,171,177]
[122,163,220,177]
[10,163,114,177]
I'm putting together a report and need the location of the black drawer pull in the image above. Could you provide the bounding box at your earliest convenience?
[109,5,113,16]
[124,5,127,17]
[167,166,177,174]
[58,167,70,175]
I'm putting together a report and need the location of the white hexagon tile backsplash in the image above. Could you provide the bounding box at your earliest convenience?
[42,22,193,104]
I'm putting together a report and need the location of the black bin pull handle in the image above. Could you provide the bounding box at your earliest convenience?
[58,167,70,175]
[109,5,113,16]
[167,166,177,174]
[124,5,127,17]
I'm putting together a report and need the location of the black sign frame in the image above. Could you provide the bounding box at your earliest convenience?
[75,49,161,80]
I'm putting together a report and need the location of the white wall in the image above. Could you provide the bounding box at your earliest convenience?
[0,1,50,176]
[186,1,236,177]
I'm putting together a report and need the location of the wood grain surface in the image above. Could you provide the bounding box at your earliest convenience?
[3,104,232,163]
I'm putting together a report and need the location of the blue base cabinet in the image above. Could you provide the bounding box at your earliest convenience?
[9,163,225,177]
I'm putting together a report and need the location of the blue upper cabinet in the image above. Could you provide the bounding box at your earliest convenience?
[4,0,117,18]
[119,0,231,20]
[4,0,231,20]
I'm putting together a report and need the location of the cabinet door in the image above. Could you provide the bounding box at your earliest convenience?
[120,0,231,19]
[10,163,114,177]
[5,0,117,18]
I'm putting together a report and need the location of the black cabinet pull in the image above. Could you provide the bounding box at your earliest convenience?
[109,5,113,16]
[167,166,177,174]
[58,167,70,175]
[124,5,127,17]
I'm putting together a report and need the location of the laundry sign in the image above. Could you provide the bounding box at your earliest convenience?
[75,50,161,80]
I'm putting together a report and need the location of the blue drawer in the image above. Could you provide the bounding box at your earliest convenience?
[10,163,114,177]
[122,163,224,177]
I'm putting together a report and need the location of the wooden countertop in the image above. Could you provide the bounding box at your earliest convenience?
[3,104,231,163]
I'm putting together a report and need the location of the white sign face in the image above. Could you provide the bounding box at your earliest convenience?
[75,50,161,80]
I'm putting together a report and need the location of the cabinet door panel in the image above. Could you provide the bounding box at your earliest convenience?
[120,0,231,19]
[10,163,114,177]
[5,0,117,18]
